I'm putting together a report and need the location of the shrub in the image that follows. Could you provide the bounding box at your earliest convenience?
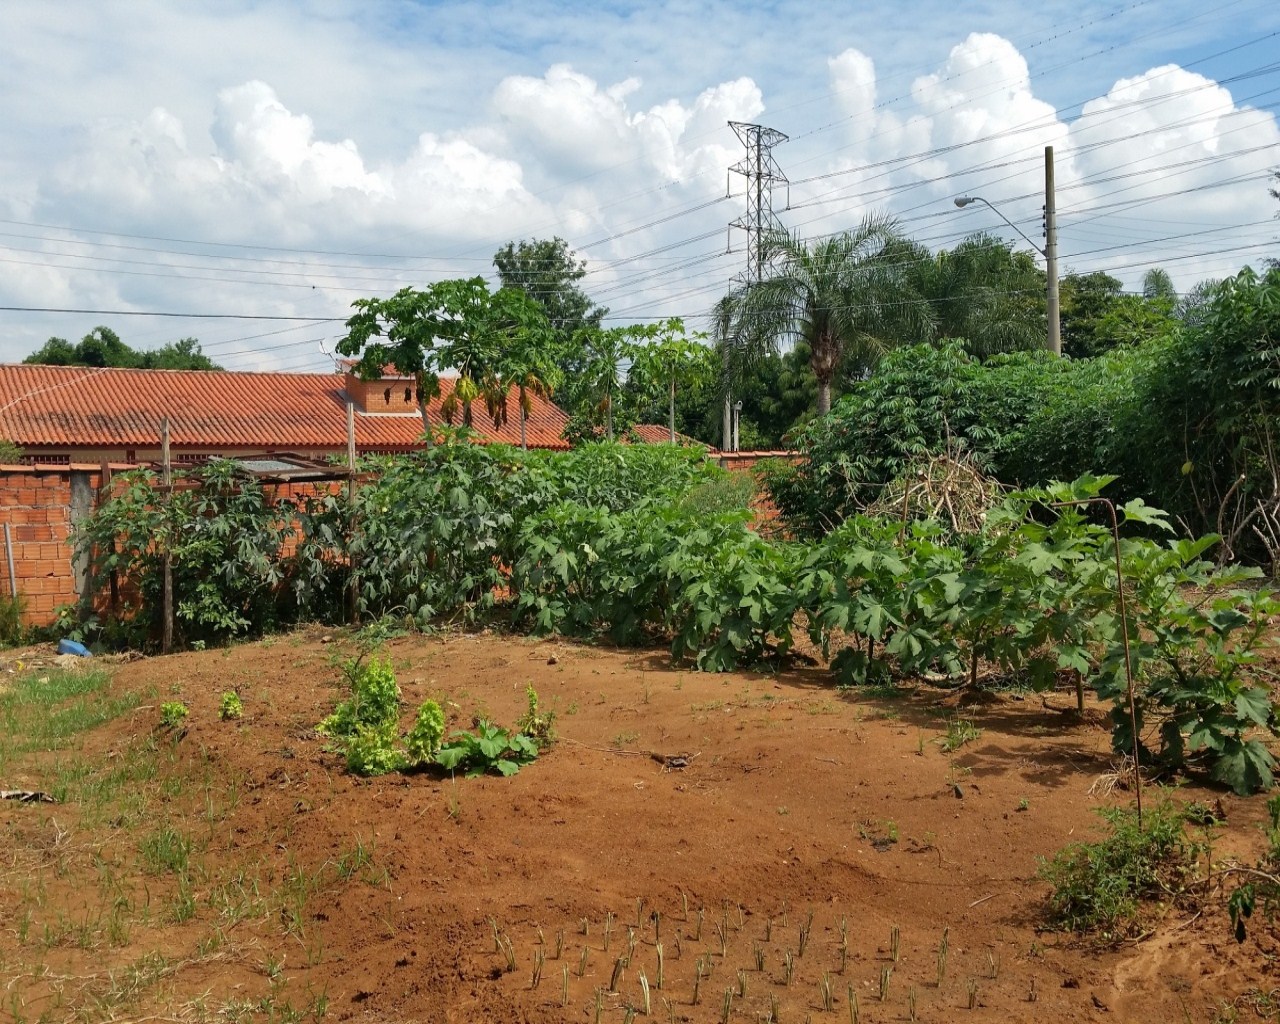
[1038,802,1202,940]
[318,655,403,777]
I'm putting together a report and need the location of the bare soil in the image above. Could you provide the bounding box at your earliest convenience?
[2,628,1277,1023]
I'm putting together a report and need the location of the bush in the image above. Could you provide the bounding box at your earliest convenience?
[1038,802,1202,940]
[318,655,403,777]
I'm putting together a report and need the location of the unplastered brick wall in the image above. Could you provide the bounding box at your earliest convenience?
[0,465,104,626]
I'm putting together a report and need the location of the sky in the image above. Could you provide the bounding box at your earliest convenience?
[1,0,1277,372]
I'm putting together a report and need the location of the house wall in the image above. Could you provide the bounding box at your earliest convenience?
[0,465,107,624]
[344,372,418,414]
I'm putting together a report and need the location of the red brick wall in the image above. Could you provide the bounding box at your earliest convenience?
[0,466,106,625]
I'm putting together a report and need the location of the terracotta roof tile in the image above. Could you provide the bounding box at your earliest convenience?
[0,364,571,451]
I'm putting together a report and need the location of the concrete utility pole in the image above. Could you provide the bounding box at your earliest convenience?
[954,144,1062,356]
[1044,145,1061,357]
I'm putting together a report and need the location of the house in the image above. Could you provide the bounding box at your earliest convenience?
[0,363,572,465]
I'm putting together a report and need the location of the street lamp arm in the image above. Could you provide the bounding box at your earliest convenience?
[953,196,1045,257]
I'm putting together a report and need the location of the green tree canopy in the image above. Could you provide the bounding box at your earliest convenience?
[493,237,606,342]
[713,215,933,416]
[23,328,221,370]
[913,233,1047,355]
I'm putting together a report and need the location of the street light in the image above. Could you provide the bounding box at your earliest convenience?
[952,147,1060,356]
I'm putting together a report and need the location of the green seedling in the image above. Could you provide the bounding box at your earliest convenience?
[680,891,689,921]
[890,925,900,963]
[879,966,892,1002]
[580,917,589,936]
[500,934,516,973]
[783,950,794,985]
[604,912,614,952]
[531,949,545,989]
[764,916,773,941]
[735,903,744,930]
[967,978,978,1010]
[737,968,748,997]
[1028,977,1037,1003]
[554,929,564,959]
[594,988,603,1024]
[219,692,243,720]
[159,701,188,729]
[636,897,645,927]
[627,927,637,963]
[639,971,651,1015]
[715,920,727,956]
[848,984,860,1024]
[653,910,661,942]
[655,943,664,988]
[986,950,998,979]
[769,992,780,1023]
[721,989,733,1024]
[695,908,704,941]
[578,946,589,978]
[908,986,918,1022]
[753,942,765,971]
[609,957,624,992]
[798,909,813,956]
[561,966,569,1007]
[488,916,500,952]
[692,967,701,1006]
[820,972,834,1011]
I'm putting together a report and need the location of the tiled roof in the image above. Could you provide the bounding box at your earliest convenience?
[628,423,709,447]
[0,364,571,451]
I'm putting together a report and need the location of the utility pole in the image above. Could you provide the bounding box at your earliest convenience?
[724,121,788,450]
[1044,145,1061,357]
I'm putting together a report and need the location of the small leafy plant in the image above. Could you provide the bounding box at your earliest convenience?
[405,700,445,766]
[219,691,244,721]
[317,654,405,776]
[436,720,539,777]
[159,701,189,729]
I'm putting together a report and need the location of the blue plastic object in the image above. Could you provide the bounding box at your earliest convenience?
[57,639,92,657]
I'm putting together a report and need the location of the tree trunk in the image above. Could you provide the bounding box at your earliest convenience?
[606,392,614,441]
[816,377,833,416]
[415,371,433,447]
[669,379,676,443]
[520,404,528,451]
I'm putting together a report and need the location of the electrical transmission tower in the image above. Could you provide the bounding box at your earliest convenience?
[728,121,789,288]
[722,121,788,450]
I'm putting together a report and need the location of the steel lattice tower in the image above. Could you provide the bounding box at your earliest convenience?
[728,121,789,288]
[722,121,788,449]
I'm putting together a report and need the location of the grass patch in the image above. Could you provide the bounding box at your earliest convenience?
[0,668,140,770]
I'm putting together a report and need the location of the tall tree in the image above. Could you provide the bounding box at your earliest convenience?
[338,286,452,439]
[493,237,606,343]
[485,288,561,450]
[713,215,932,416]
[624,319,713,443]
[913,233,1047,355]
[1142,267,1177,302]
[1058,271,1125,358]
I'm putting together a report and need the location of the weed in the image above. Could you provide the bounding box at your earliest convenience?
[1038,801,1202,940]
[159,701,189,729]
[140,826,191,874]
[940,718,980,752]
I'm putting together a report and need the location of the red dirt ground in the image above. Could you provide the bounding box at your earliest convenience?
[2,628,1278,1023]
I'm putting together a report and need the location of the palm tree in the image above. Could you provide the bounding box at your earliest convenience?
[912,233,1046,356]
[714,214,932,416]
